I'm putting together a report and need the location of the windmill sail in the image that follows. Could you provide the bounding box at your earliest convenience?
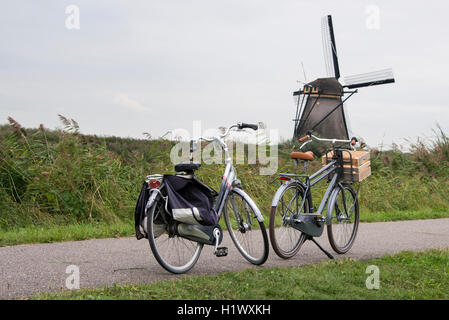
[344,68,395,89]
[322,15,340,79]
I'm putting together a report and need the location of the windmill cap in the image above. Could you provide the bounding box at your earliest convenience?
[305,78,343,96]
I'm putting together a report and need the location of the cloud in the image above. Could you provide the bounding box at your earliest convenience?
[114,93,151,114]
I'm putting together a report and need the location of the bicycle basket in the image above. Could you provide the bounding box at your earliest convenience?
[163,174,219,226]
[322,150,371,182]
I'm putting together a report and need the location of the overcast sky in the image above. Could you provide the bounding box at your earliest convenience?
[1,1,448,149]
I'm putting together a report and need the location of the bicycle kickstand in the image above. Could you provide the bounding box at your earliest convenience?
[306,236,334,260]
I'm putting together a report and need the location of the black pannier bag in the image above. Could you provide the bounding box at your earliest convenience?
[134,182,150,240]
[164,175,219,226]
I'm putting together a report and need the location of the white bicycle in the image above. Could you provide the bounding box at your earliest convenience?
[142,122,269,274]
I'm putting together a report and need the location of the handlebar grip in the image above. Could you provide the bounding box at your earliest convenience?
[238,122,258,130]
[298,135,310,143]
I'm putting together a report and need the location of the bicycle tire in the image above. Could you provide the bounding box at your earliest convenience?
[147,195,203,274]
[327,183,359,254]
[269,182,309,259]
[223,189,269,265]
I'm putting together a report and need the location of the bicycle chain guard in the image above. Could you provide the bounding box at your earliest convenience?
[291,214,325,237]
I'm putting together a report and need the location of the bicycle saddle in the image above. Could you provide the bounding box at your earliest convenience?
[174,162,201,173]
[290,151,314,161]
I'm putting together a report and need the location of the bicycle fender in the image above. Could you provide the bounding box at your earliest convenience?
[145,189,160,211]
[271,180,306,207]
[232,188,265,223]
[326,186,341,226]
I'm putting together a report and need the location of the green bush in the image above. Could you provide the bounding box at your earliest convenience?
[0,119,142,228]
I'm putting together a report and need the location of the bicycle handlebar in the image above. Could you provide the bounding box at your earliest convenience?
[237,122,258,131]
[299,133,359,150]
[195,122,258,144]
[311,135,352,144]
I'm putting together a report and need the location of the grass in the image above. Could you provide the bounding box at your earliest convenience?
[35,249,449,300]
[359,209,449,223]
[0,219,134,246]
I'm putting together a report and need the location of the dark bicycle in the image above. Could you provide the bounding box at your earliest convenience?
[269,133,366,259]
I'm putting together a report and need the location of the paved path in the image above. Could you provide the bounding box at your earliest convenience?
[1,218,449,299]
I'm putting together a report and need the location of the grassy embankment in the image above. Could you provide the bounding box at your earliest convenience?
[1,116,449,246]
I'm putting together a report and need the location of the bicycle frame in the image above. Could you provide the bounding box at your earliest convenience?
[145,128,265,224]
[273,159,338,223]
[209,136,265,223]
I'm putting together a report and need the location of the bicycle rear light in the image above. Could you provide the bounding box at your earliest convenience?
[280,177,291,181]
[149,179,161,189]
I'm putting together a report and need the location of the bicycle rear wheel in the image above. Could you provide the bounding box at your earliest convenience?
[223,189,269,265]
[147,195,203,274]
[327,184,359,254]
[269,182,309,259]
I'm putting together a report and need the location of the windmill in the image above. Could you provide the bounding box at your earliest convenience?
[293,15,395,140]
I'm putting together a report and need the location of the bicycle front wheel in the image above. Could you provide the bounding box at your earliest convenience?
[327,184,360,254]
[223,189,269,265]
[269,182,309,259]
[147,196,203,274]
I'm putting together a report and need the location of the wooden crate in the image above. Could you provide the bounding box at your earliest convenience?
[342,160,371,182]
[322,150,371,182]
[322,150,370,167]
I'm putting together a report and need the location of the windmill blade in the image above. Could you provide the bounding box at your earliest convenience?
[344,68,395,89]
[322,15,340,79]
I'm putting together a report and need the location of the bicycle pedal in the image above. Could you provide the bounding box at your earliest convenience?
[214,247,228,257]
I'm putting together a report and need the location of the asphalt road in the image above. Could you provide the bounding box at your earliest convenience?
[1,218,449,299]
